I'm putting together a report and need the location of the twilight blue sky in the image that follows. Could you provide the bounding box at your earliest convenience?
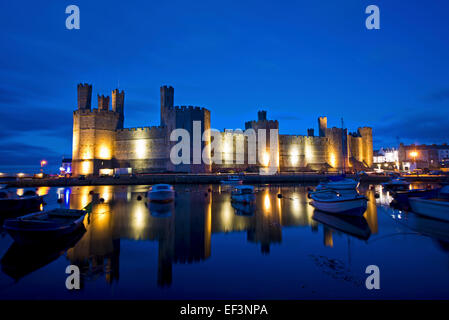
[1,0,449,171]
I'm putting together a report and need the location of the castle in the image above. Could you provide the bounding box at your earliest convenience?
[71,84,373,176]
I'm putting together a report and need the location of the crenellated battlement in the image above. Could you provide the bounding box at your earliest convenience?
[74,108,119,115]
[116,125,166,139]
[173,105,210,112]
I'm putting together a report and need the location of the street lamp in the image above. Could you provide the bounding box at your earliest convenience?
[40,160,47,174]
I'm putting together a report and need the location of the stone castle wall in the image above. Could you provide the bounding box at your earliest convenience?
[71,83,373,176]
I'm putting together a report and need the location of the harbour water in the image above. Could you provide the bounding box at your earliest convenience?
[0,184,448,299]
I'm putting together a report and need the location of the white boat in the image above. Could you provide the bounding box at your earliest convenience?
[382,177,410,191]
[409,197,449,222]
[316,177,359,191]
[231,185,255,204]
[147,184,175,203]
[309,190,367,216]
[220,175,242,185]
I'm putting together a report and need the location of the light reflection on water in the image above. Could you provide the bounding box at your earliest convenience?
[0,183,448,299]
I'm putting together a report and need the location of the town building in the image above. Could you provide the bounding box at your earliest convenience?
[373,148,399,170]
[71,84,373,176]
[398,143,449,171]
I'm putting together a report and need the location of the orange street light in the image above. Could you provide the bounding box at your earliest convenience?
[40,160,47,174]
[410,151,418,158]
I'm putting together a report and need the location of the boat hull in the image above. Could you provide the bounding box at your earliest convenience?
[409,198,449,222]
[311,197,367,216]
[391,189,438,209]
[3,214,86,245]
[0,196,43,215]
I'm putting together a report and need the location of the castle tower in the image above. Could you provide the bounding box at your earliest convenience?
[160,85,174,126]
[72,85,119,177]
[358,127,373,167]
[112,89,125,129]
[258,110,267,121]
[77,83,92,110]
[98,95,110,111]
[318,116,327,137]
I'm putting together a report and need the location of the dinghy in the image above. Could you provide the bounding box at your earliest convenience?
[0,188,43,215]
[147,184,175,203]
[2,208,88,245]
[309,190,367,216]
[231,185,256,204]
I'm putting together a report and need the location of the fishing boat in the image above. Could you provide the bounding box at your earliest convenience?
[147,184,175,203]
[312,210,371,240]
[409,197,449,222]
[220,175,242,185]
[231,185,256,204]
[309,190,368,216]
[382,177,410,191]
[0,188,43,215]
[2,208,88,245]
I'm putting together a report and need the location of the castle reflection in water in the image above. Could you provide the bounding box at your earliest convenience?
[61,184,379,287]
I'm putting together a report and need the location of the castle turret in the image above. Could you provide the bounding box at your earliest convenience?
[112,89,125,129]
[77,83,92,110]
[307,128,314,137]
[160,85,174,126]
[98,95,110,111]
[318,116,327,137]
[258,110,267,121]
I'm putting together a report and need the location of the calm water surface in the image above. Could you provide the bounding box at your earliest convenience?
[0,184,448,299]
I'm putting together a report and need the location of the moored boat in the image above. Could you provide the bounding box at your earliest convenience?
[391,188,439,210]
[2,208,88,245]
[409,197,449,222]
[0,188,44,215]
[309,190,367,216]
[231,185,255,204]
[382,177,410,191]
[147,184,175,203]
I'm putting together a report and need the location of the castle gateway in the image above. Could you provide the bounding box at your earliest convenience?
[71,84,373,176]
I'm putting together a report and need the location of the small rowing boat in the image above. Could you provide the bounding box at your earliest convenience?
[0,188,43,216]
[2,208,88,245]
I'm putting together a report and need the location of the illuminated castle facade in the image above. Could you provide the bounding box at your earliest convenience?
[71,84,373,176]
